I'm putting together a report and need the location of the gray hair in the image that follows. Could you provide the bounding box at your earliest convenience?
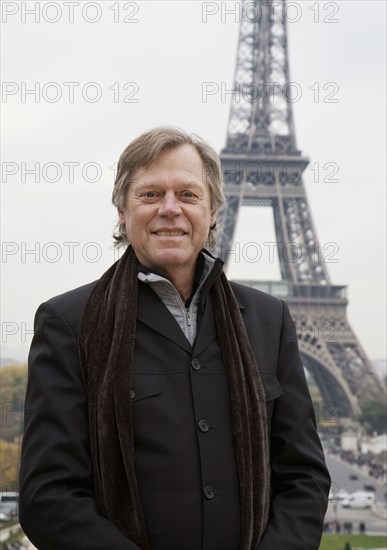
[112,126,225,250]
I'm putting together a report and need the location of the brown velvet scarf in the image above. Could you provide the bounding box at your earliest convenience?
[78,245,270,550]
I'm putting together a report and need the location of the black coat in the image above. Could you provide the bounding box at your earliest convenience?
[19,278,330,549]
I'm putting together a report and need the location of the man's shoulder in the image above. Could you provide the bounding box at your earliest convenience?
[41,280,99,325]
[229,280,284,320]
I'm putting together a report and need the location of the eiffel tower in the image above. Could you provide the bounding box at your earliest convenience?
[216,0,385,416]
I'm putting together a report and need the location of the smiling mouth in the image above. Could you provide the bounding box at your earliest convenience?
[153,230,186,236]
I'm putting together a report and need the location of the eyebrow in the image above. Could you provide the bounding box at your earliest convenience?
[133,179,204,192]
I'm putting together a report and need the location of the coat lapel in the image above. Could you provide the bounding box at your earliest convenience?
[137,282,192,354]
[136,277,246,357]
[193,292,245,356]
[193,294,217,356]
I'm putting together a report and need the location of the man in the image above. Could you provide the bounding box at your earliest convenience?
[19,127,330,549]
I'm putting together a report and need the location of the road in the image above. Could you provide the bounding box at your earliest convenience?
[326,453,386,502]
[325,452,387,535]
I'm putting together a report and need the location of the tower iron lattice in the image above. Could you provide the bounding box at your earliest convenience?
[216,0,385,415]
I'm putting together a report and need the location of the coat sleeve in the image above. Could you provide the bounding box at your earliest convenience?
[19,301,142,550]
[256,300,331,550]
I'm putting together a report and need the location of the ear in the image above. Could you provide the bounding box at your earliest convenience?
[118,207,125,225]
[210,210,216,228]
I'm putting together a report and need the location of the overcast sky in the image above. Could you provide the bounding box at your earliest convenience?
[1,0,386,362]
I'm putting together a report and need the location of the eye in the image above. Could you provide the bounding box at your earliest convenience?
[181,191,196,199]
[139,190,160,201]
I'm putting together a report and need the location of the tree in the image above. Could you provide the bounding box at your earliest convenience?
[0,439,20,486]
[0,364,27,442]
[357,398,387,435]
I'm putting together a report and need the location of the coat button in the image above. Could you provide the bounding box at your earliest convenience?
[203,485,215,499]
[198,419,210,433]
[130,389,136,399]
[191,358,201,371]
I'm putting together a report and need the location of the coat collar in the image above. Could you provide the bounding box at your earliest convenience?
[136,250,246,354]
[137,282,192,353]
[136,277,245,356]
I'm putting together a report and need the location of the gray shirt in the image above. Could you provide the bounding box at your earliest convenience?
[137,252,216,345]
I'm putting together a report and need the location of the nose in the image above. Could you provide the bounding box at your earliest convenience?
[158,192,182,217]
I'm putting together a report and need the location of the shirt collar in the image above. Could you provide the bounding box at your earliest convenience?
[137,250,221,307]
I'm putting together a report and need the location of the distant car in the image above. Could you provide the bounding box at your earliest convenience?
[0,491,18,503]
[336,489,351,501]
[0,502,18,520]
[363,483,376,492]
[328,488,350,502]
[0,509,11,521]
[341,491,375,509]
[349,473,359,480]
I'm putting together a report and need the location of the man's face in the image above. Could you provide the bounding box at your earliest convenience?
[119,144,216,276]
